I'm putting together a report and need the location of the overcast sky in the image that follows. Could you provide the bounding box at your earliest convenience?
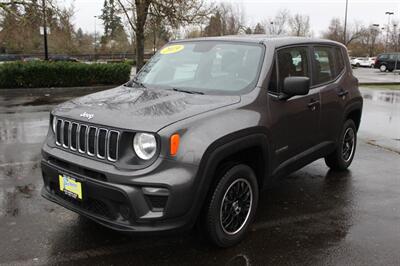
[70,0,400,37]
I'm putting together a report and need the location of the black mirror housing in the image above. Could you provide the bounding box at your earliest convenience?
[280,76,310,100]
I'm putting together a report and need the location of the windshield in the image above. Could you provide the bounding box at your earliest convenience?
[134,41,264,94]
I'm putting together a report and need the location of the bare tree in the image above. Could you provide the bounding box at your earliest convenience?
[265,9,290,35]
[204,2,246,37]
[345,22,368,46]
[323,18,343,43]
[289,14,310,37]
[389,20,399,52]
[219,2,245,35]
[116,0,212,72]
[323,18,367,46]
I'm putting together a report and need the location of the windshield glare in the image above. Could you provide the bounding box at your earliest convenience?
[135,41,264,94]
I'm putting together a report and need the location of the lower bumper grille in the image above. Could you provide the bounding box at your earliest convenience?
[54,188,114,220]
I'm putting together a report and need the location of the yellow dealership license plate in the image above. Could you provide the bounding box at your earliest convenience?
[59,174,83,200]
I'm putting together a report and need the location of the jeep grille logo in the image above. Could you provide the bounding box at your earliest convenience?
[80,112,94,120]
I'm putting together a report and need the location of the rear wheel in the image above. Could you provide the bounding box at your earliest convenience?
[380,64,387,72]
[325,119,357,171]
[203,164,258,247]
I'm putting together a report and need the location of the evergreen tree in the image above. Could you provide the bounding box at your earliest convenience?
[253,23,265,34]
[100,0,129,52]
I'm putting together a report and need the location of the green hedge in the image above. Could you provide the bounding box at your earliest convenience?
[0,61,132,88]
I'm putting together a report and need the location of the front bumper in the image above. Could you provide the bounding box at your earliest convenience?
[41,145,200,233]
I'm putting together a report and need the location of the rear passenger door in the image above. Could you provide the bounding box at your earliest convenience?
[268,46,320,165]
[313,45,347,144]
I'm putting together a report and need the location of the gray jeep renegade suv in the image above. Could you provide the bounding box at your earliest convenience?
[41,36,363,247]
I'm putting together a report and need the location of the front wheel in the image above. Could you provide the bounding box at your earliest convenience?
[325,119,357,171]
[380,64,387,72]
[203,164,259,247]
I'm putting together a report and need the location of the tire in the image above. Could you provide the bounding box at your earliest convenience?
[356,63,360,67]
[203,164,259,247]
[370,64,374,68]
[325,119,357,171]
[380,64,387,72]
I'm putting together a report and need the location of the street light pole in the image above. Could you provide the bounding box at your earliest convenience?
[343,0,349,45]
[385,11,394,52]
[371,24,380,56]
[394,24,398,52]
[42,0,49,60]
[94,16,97,62]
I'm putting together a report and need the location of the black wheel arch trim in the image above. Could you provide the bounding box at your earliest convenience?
[187,127,271,226]
[344,100,363,130]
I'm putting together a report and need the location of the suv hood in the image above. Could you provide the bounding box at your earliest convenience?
[52,85,241,132]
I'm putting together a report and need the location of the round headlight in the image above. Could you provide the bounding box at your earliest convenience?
[52,117,57,133]
[133,133,157,160]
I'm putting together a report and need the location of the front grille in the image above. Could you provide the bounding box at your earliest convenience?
[54,117,120,162]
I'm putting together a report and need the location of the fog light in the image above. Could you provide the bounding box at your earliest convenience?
[142,187,169,211]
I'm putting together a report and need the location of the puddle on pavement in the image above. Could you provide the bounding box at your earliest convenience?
[359,89,400,148]
[361,89,400,104]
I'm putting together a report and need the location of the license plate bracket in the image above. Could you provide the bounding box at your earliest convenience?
[59,174,83,201]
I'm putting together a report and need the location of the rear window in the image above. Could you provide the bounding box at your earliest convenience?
[334,47,345,76]
[313,46,335,85]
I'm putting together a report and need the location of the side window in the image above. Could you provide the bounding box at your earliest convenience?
[334,47,345,76]
[313,46,335,85]
[379,54,388,60]
[277,47,310,91]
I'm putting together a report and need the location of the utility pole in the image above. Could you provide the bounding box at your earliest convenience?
[343,0,349,45]
[385,11,394,52]
[42,0,49,60]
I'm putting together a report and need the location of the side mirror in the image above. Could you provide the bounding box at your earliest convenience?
[280,76,310,100]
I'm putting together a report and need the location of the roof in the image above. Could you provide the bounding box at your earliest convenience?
[171,35,345,48]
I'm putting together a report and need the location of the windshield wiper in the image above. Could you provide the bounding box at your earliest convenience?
[172,88,204,95]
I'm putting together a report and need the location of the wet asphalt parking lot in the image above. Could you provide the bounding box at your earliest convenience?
[0,84,399,265]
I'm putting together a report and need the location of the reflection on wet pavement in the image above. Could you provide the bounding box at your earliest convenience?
[359,88,400,152]
[0,87,399,265]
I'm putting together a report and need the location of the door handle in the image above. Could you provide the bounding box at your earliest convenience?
[307,100,319,111]
[337,90,349,97]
